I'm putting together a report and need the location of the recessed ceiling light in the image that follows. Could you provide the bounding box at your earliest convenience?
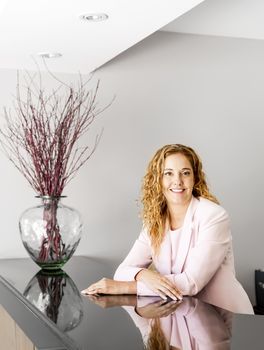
[79,13,109,22]
[37,52,62,58]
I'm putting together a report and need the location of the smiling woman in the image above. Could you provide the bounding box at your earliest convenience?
[81,144,253,314]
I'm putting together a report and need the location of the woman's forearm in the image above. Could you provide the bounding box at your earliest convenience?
[119,280,137,294]
[81,278,137,295]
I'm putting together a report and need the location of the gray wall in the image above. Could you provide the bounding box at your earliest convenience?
[1,31,264,303]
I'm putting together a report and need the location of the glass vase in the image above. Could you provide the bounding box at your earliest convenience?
[19,196,83,270]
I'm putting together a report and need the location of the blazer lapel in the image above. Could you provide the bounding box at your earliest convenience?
[175,196,199,273]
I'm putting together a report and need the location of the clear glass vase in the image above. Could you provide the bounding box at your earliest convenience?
[19,196,83,270]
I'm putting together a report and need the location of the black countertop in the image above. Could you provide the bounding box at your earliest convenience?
[0,256,263,350]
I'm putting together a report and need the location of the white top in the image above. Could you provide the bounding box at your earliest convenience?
[169,228,182,274]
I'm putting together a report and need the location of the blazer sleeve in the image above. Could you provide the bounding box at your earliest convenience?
[137,205,232,297]
[114,228,152,281]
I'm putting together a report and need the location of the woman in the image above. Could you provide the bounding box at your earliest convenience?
[82,144,253,314]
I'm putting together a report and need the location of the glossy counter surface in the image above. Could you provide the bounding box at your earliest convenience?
[0,256,263,349]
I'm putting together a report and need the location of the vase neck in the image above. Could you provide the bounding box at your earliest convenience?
[36,195,66,205]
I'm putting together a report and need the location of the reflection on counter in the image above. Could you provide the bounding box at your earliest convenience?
[23,269,83,332]
[87,295,233,350]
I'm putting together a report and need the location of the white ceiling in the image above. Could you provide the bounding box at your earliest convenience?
[162,0,264,41]
[0,0,205,75]
[0,0,263,75]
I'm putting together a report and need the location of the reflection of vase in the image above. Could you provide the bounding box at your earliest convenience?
[19,196,82,270]
[24,270,83,332]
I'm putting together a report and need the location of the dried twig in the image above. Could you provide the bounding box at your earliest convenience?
[0,71,110,196]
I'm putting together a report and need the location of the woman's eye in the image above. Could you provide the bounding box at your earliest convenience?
[164,171,173,176]
[182,171,191,176]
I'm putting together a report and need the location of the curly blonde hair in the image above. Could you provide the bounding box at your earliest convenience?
[141,144,219,254]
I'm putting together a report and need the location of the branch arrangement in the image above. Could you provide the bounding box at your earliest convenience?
[0,72,108,196]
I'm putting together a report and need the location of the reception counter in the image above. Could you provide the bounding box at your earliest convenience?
[0,256,263,349]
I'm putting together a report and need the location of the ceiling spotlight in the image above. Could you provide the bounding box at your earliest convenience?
[79,13,109,22]
[37,52,62,58]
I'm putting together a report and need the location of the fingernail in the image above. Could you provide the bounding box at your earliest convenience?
[81,290,87,294]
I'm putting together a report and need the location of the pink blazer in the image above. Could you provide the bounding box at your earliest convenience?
[114,196,253,314]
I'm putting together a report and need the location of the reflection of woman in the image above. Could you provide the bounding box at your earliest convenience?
[146,318,171,350]
[87,295,232,350]
[124,297,233,350]
[82,144,253,314]
[135,299,182,350]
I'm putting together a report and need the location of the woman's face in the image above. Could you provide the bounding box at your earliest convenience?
[162,153,194,208]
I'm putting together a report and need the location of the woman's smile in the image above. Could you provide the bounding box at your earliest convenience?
[162,153,194,208]
[170,188,185,193]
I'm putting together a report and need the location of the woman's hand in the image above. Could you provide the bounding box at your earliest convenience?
[135,269,182,301]
[81,278,137,295]
[136,299,181,318]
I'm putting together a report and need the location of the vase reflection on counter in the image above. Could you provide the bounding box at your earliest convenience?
[24,270,83,332]
[19,196,82,270]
